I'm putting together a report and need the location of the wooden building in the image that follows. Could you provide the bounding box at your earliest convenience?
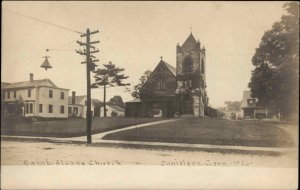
[240,91,268,119]
[1,73,69,118]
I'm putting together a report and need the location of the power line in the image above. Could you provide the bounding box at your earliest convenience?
[3,8,82,34]
[51,40,76,49]
[48,49,74,51]
[3,40,76,67]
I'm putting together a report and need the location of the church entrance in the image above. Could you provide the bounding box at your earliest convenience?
[182,101,193,114]
[182,94,193,114]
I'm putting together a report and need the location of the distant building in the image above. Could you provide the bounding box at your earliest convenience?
[1,73,69,118]
[100,104,125,117]
[240,91,267,119]
[125,33,211,118]
[68,91,102,118]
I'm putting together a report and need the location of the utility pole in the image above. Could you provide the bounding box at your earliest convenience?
[76,28,99,144]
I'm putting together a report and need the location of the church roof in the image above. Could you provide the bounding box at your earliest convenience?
[162,61,176,76]
[181,33,198,49]
[156,59,176,76]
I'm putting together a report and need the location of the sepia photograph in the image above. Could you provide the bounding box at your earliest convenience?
[1,1,299,189]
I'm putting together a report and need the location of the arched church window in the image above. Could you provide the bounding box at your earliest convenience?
[201,58,205,74]
[182,55,193,73]
[188,80,192,88]
[157,80,166,90]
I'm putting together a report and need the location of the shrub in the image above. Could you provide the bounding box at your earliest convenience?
[111,111,118,117]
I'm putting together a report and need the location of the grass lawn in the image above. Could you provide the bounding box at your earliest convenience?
[1,117,164,138]
[102,118,296,148]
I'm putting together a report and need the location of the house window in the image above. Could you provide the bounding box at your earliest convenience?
[14,91,16,98]
[39,104,43,113]
[61,92,64,99]
[7,91,10,99]
[23,103,34,114]
[25,104,29,114]
[74,107,78,114]
[49,105,53,113]
[49,90,53,98]
[29,103,33,114]
[68,107,72,114]
[28,89,31,97]
[60,106,64,114]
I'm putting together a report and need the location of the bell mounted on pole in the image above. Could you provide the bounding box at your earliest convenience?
[40,49,52,70]
[41,57,52,70]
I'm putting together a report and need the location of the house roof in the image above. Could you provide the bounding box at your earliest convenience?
[68,95,103,107]
[241,106,266,109]
[92,99,103,108]
[1,79,68,90]
[1,82,11,89]
[181,33,198,49]
[68,95,86,105]
[107,104,125,112]
[99,103,124,112]
[127,98,141,102]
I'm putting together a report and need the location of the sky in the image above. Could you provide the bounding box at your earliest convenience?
[2,1,286,107]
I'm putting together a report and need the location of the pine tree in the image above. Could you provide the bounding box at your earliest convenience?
[93,62,130,117]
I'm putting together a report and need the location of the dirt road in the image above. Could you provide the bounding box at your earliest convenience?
[1,140,297,168]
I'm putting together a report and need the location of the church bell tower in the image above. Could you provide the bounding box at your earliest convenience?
[175,33,208,117]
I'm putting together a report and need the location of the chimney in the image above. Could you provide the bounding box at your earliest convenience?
[30,73,34,81]
[72,91,76,105]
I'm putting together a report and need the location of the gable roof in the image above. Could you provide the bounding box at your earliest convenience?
[161,61,176,76]
[68,95,86,105]
[181,33,198,49]
[68,95,103,107]
[1,82,11,89]
[127,98,141,103]
[1,79,63,90]
[92,99,103,108]
[140,59,176,91]
[106,104,125,112]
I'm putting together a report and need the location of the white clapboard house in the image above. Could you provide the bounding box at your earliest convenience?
[68,91,102,118]
[1,73,69,118]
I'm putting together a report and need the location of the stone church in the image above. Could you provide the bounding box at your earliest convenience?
[125,33,214,117]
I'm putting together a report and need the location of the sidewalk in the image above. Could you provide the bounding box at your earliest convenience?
[2,118,297,155]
